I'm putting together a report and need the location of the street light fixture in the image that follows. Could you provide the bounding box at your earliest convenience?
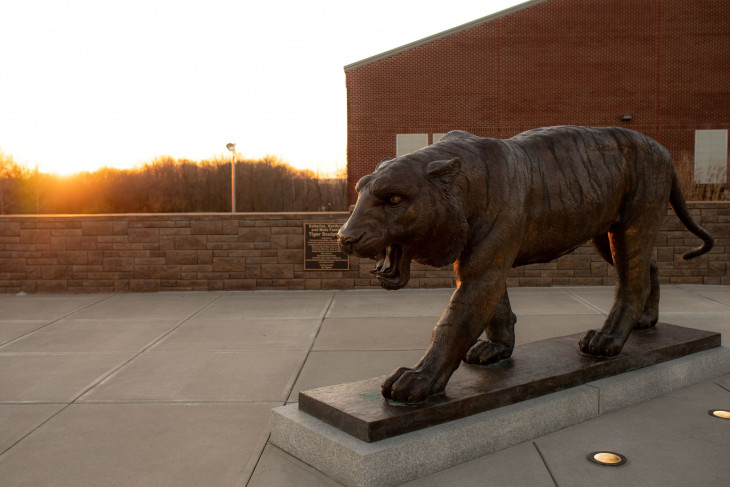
[226,143,236,212]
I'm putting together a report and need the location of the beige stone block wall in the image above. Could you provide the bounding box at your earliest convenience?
[0,203,727,293]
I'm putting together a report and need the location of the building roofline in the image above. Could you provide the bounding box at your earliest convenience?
[343,0,549,72]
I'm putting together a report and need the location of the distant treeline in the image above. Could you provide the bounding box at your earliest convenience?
[0,152,346,214]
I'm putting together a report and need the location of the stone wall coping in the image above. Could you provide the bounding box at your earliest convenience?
[0,212,350,220]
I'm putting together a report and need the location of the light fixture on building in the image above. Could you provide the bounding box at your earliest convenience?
[587,451,627,466]
[619,113,633,122]
[709,409,730,419]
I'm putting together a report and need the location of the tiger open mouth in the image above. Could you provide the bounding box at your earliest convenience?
[371,244,411,290]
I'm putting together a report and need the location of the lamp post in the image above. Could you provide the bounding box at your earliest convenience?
[226,143,236,212]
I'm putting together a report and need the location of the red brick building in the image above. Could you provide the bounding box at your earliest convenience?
[344,0,730,205]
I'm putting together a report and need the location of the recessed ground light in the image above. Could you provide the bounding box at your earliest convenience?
[587,451,627,466]
[709,409,730,420]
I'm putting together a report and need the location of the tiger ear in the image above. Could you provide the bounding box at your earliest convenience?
[376,157,394,171]
[355,174,373,193]
[427,157,461,182]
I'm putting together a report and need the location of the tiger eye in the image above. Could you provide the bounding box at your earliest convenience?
[389,195,403,205]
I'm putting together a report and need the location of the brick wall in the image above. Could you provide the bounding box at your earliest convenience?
[0,204,727,293]
[345,0,730,204]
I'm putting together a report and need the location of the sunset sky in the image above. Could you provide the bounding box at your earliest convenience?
[1,0,525,175]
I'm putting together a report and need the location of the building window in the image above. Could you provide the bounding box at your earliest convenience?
[396,134,428,157]
[694,130,728,184]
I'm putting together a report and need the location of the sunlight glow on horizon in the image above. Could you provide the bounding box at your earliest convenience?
[1,0,525,177]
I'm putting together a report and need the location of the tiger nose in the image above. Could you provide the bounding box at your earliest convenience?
[337,231,362,254]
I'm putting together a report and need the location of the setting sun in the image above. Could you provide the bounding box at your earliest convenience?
[0,0,525,176]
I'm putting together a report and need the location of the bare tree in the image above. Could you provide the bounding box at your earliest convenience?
[0,152,349,214]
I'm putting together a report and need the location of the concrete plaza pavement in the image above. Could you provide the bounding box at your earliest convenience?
[0,285,728,486]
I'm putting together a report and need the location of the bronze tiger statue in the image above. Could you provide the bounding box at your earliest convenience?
[338,126,713,404]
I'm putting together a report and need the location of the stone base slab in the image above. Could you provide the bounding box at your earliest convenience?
[299,323,719,442]
[271,346,730,487]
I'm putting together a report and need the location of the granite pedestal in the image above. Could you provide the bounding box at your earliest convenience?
[271,325,729,487]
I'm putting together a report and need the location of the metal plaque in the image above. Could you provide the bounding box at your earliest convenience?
[304,222,349,271]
